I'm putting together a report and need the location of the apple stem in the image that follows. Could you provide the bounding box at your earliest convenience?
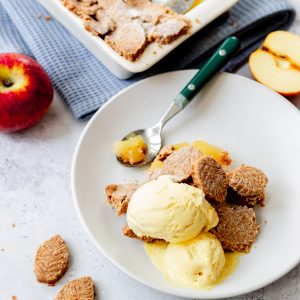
[3,79,13,88]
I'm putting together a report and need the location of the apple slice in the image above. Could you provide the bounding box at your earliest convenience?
[263,31,300,68]
[249,31,300,97]
[249,49,300,96]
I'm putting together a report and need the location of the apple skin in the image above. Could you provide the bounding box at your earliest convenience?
[0,53,53,132]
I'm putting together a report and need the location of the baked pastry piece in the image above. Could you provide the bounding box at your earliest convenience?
[85,9,116,36]
[227,187,266,207]
[228,165,268,196]
[148,14,190,44]
[148,146,202,182]
[34,235,69,285]
[105,183,140,215]
[227,165,268,207]
[123,224,158,243]
[55,276,95,300]
[210,202,259,252]
[192,156,228,202]
[61,0,191,61]
[105,22,148,61]
[62,0,100,21]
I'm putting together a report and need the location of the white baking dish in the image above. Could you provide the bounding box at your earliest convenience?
[36,0,238,79]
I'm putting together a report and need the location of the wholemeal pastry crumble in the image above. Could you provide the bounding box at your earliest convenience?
[61,0,191,61]
[105,141,268,253]
[104,140,268,288]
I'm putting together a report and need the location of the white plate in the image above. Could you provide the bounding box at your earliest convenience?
[72,71,300,299]
[36,0,238,79]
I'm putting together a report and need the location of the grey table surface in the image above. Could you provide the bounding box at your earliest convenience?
[1,1,300,299]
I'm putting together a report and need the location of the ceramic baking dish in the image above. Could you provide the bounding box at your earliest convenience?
[36,0,238,79]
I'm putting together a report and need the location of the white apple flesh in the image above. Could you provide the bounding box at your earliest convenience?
[249,31,300,97]
[250,49,300,96]
[263,31,300,68]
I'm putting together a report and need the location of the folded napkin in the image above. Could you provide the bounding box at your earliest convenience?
[0,0,296,120]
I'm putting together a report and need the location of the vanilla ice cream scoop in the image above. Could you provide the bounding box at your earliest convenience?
[162,232,225,287]
[127,176,218,243]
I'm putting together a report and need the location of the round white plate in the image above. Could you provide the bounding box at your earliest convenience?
[72,71,300,299]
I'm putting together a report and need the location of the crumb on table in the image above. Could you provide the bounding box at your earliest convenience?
[227,19,237,27]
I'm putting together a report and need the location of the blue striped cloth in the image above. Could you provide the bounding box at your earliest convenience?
[0,0,296,120]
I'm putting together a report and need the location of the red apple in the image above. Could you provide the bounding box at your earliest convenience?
[0,53,53,132]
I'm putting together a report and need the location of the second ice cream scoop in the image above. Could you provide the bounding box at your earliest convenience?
[145,232,226,288]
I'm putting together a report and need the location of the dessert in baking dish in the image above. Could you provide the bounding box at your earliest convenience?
[61,0,191,61]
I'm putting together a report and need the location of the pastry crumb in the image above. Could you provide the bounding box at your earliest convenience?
[11,296,17,300]
[227,19,237,27]
[45,16,52,21]
[12,223,16,228]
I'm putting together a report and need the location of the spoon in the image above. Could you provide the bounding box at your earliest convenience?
[117,36,240,167]
[152,0,195,14]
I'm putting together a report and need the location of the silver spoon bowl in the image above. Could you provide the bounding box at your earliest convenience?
[117,37,240,167]
[119,102,181,166]
[152,0,195,14]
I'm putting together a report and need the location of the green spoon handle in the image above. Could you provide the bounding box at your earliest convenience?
[174,36,240,108]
